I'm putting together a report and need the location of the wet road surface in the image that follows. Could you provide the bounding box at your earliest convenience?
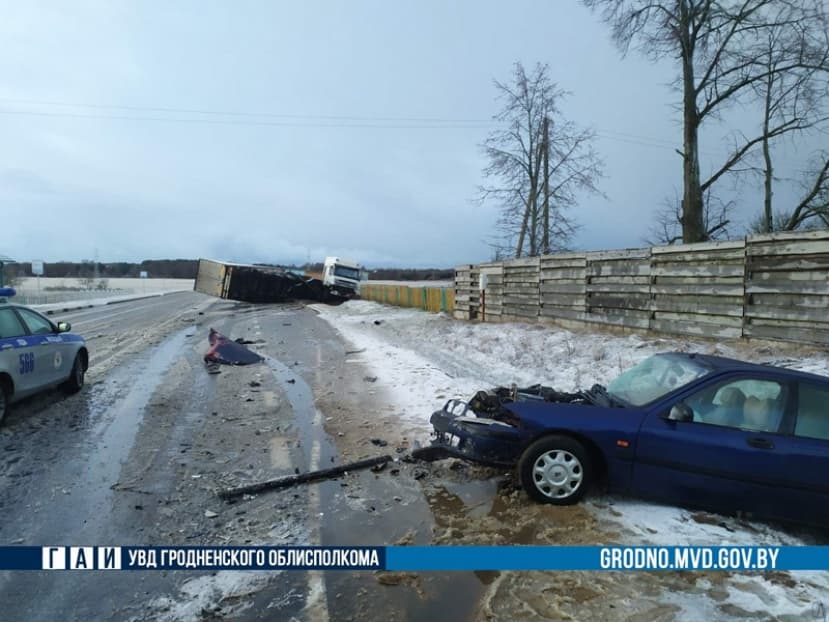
[0,295,491,622]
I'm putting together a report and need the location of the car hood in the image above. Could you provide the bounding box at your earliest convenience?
[503,400,646,434]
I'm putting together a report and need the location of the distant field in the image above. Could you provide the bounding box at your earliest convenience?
[12,277,194,304]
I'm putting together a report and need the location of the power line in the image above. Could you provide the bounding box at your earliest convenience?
[0,97,493,125]
[0,97,700,151]
[0,108,493,129]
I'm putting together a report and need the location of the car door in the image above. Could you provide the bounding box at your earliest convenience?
[0,307,40,398]
[14,307,69,387]
[631,374,796,520]
[764,381,829,523]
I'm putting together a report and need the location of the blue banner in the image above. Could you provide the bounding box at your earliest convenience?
[386,545,796,571]
[1,545,828,571]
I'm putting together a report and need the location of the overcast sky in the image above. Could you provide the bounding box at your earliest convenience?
[0,1,821,268]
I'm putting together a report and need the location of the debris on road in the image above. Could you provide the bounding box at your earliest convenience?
[410,446,449,462]
[204,328,263,366]
[217,455,394,499]
[206,362,222,374]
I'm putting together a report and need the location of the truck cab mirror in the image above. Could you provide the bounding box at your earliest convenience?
[665,402,693,423]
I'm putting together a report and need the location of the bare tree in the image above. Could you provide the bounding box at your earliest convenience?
[480,62,603,257]
[748,152,829,231]
[751,14,829,231]
[584,0,829,243]
[646,188,734,245]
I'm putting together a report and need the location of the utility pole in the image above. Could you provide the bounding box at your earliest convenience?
[542,115,550,254]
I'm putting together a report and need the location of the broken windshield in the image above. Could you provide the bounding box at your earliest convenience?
[606,354,711,407]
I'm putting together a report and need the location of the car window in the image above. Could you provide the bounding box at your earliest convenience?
[794,383,829,441]
[684,378,788,433]
[0,308,27,338]
[16,308,55,335]
[607,354,710,406]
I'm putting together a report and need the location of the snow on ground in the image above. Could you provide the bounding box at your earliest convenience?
[146,571,273,622]
[313,300,829,436]
[13,277,194,305]
[30,291,182,313]
[313,299,829,621]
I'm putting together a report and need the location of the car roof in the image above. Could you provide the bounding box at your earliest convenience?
[664,351,829,384]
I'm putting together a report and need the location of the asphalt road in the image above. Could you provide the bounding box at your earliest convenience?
[0,293,487,622]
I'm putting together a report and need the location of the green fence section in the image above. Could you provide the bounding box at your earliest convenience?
[360,284,454,313]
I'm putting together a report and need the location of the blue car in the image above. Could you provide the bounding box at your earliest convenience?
[426,352,829,525]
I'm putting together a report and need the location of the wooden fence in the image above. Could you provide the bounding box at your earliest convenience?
[360,283,455,314]
[454,230,829,345]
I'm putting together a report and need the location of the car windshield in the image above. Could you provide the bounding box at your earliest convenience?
[606,354,711,407]
[333,266,360,280]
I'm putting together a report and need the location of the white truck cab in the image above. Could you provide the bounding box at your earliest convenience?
[322,257,365,296]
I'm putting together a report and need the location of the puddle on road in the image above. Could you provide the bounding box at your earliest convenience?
[264,356,338,469]
[259,353,492,621]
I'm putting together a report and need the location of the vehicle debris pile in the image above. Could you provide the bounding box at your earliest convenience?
[194,258,352,304]
[203,328,263,366]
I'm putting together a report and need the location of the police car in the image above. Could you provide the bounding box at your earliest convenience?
[0,288,88,423]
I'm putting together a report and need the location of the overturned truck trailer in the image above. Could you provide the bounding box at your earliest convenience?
[194,258,351,304]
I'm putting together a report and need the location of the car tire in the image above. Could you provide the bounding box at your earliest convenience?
[0,382,8,425]
[518,435,591,505]
[62,353,85,395]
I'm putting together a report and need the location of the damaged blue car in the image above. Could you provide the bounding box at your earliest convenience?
[424,352,829,525]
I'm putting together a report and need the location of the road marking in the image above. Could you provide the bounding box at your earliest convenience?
[269,437,293,470]
[255,314,329,620]
[305,338,329,621]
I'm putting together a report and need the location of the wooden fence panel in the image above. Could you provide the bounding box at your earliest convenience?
[453,264,479,320]
[745,231,829,344]
[452,231,829,346]
[479,263,504,321]
[584,249,651,329]
[501,257,540,321]
[650,240,745,338]
[539,253,586,321]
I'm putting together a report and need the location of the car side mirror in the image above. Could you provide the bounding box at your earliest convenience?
[57,321,71,333]
[666,402,693,422]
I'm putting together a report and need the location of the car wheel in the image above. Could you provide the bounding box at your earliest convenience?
[0,383,8,425]
[62,353,85,395]
[518,435,591,505]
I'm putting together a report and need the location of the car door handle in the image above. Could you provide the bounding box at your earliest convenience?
[747,437,774,450]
